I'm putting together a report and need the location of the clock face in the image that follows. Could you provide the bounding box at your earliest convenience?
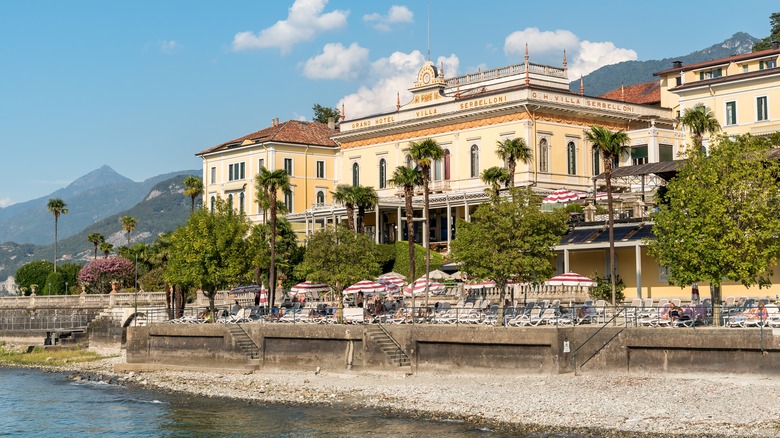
[422,72,431,84]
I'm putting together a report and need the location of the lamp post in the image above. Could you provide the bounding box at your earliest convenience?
[134,254,138,327]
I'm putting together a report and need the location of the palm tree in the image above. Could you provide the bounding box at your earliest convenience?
[495,137,532,188]
[121,216,138,246]
[87,233,105,260]
[409,138,444,309]
[681,104,721,154]
[353,185,378,234]
[47,198,68,272]
[389,166,423,289]
[99,241,114,258]
[584,125,630,306]
[183,176,204,213]
[256,167,291,310]
[480,166,510,200]
[331,184,357,232]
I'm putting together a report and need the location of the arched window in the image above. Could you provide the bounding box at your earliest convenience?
[567,141,577,175]
[444,149,451,180]
[352,162,360,186]
[227,193,234,212]
[592,149,601,175]
[539,139,549,173]
[433,158,442,181]
[470,144,479,178]
[316,190,325,205]
[284,191,293,213]
[210,196,215,213]
[379,159,387,189]
[239,192,245,214]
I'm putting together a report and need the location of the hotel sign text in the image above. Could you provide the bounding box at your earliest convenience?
[531,91,636,113]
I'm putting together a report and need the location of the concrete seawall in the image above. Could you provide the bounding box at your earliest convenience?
[125,323,780,375]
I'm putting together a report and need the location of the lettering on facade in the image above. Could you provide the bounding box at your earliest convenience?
[374,116,395,125]
[412,92,442,104]
[415,108,437,117]
[459,95,507,110]
[531,91,635,113]
[351,120,371,129]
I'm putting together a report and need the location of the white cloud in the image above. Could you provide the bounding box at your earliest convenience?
[0,197,13,208]
[339,51,460,120]
[159,40,177,54]
[503,27,636,79]
[231,0,349,54]
[302,42,370,79]
[363,5,414,32]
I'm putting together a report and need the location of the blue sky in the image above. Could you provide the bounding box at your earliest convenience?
[0,0,776,206]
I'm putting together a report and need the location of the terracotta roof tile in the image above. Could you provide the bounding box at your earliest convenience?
[197,120,338,156]
[599,81,660,105]
[653,47,780,76]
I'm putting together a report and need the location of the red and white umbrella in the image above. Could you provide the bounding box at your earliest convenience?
[290,281,331,294]
[542,188,584,204]
[545,272,596,287]
[377,276,406,288]
[403,278,446,296]
[344,279,388,295]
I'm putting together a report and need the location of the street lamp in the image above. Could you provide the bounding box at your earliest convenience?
[134,254,138,326]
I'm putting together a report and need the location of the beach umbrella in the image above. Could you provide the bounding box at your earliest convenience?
[545,272,596,287]
[378,271,407,281]
[542,188,584,204]
[403,278,446,296]
[449,271,464,280]
[426,269,451,280]
[344,280,387,295]
[290,281,331,294]
[377,276,406,288]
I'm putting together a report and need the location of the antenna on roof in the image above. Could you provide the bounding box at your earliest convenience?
[426,0,430,61]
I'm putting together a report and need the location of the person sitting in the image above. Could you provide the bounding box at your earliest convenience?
[668,304,682,321]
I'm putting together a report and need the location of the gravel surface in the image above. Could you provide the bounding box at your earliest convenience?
[32,345,780,437]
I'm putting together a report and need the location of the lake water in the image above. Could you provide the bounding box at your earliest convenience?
[0,367,533,437]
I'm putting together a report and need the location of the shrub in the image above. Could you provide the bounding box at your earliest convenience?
[43,271,66,295]
[78,257,135,294]
[391,241,444,281]
[589,274,626,303]
[16,260,54,292]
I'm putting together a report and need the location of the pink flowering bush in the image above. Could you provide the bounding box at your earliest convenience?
[78,257,134,294]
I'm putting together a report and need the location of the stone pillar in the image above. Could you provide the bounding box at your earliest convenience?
[584,204,596,222]
[633,199,645,219]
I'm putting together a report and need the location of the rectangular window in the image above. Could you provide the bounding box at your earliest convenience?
[725,101,737,125]
[228,164,234,181]
[700,68,722,80]
[757,96,768,121]
[316,161,325,178]
[210,167,216,184]
[631,145,648,166]
[258,158,265,171]
[284,158,293,176]
[659,144,673,162]
[767,59,777,69]
[239,162,245,180]
[284,191,293,213]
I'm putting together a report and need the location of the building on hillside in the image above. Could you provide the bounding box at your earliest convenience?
[196,119,339,227]
[655,43,780,147]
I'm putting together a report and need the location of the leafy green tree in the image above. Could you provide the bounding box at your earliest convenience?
[451,188,568,324]
[43,271,65,295]
[99,242,114,258]
[296,225,380,322]
[752,12,780,51]
[390,241,442,284]
[248,218,301,290]
[87,233,105,260]
[680,104,720,154]
[354,185,378,234]
[47,198,68,272]
[409,138,444,304]
[331,184,357,232]
[165,197,253,316]
[57,262,83,294]
[121,216,138,246]
[15,260,54,293]
[649,134,780,326]
[495,137,532,188]
[584,125,630,305]
[183,175,204,213]
[480,166,510,200]
[312,103,341,124]
[389,165,423,286]
[255,167,291,309]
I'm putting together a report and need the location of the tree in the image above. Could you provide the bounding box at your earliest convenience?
[15,260,54,294]
[183,175,204,213]
[43,271,66,295]
[99,242,114,258]
[649,134,780,326]
[47,198,68,272]
[296,225,380,322]
[121,216,138,246]
[480,166,510,200]
[680,104,721,154]
[409,138,444,305]
[312,103,341,125]
[331,184,358,232]
[165,197,253,316]
[354,185,378,234]
[584,126,630,305]
[389,165,423,288]
[451,188,568,324]
[77,257,135,294]
[87,233,105,260]
[753,12,780,51]
[495,137,532,188]
[248,218,301,290]
[255,167,291,310]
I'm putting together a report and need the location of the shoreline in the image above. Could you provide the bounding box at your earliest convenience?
[6,344,780,437]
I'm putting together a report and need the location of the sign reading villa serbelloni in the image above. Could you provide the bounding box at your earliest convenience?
[345,89,639,132]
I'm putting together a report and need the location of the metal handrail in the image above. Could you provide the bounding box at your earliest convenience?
[570,307,626,374]
[374,320,409,363]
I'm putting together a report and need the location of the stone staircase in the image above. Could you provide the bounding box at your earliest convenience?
[366,324,410,367]
[225,324,260,361]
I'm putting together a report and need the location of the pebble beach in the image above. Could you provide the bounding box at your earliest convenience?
[43,345,780,437]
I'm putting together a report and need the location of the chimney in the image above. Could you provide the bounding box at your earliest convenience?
[672,60,682,69]
[772,40,780,50]
[327,117,335,129]
[271,118,276,127]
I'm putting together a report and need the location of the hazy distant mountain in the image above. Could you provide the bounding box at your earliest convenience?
[0,172,198,282]
[0,165,199,245]
[570,32,760,96]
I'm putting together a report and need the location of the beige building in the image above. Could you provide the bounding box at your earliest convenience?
[196,119,338,229]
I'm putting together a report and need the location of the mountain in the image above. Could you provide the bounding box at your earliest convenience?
[570,32,760,96]
[0,172,198,282]
[0,165,199,245]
